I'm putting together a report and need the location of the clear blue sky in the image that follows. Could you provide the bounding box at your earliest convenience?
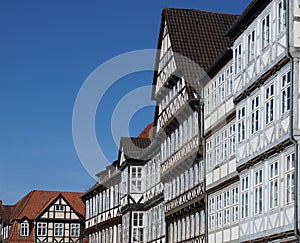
[0,0,251,205]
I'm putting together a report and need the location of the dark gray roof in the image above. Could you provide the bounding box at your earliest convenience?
[120,137,151,160]
[153,8,238,96]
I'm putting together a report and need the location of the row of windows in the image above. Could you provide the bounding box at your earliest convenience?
[158,79,185,113]
[88,224,122,243]
[144,204,165,242]
[144,154,161,191]
[240,153,295,219]
[234,0,287,74]
[19,222,80,237]
[86,184,120,219]
[208,185,239,230]
[237,70,290,143]
[204,64,234,114]
[164,161,204,201]
[168,211,205,243]
[161,112,198,163]
[206,122,236,170]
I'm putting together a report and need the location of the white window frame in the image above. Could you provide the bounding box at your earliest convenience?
[241,176,249,219]
[54,223,64,237]
[70,223,80,237]
[232,186,239,223]
[250,96,260,134]
[131,166,143,193]
[269,161,279,209]
[262,14,271,49]
[265,83,275,124]
[223,190,230,225]
[37,222,47,237]
[55,205,65,212]
[235,43,242,74]
[281,71,291,114]
[247,30,256,63]
[229,123,236,156]
[237,106,246,142]
[254,168,263,215]
[20,222,29,237]
[285,153,295,204]
[132,212,144,242]
[278,0,287,34]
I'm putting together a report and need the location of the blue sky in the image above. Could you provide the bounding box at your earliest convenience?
[0,0,251,205]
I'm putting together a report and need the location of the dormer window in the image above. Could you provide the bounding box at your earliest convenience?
[20,222,29,236]
[55,205,65,211]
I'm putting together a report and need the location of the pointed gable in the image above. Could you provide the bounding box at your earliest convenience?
[3,190,84,221]
[152,8,238,98]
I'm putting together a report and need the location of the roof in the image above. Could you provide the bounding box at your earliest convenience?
[0,205,15,225]
[226,0,271,39]
[138,123,154,139]
[152,8,238,97]
[1,190,85,223]
[120,137,151,160]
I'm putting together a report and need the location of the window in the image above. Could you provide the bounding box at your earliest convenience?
[262,14,270,49]
[221,130,228,161]
[223,191,230,225]
[232,187,239,223]
[214,135,221,166]
[132,212,144,242]
[55,205,65,212]
[216,194,222,228]
[229,124,236,156]
[235,43,242,74]
[247,30,255,63]
[131,167,143,192]
[281,71,291,114]
[251,96,260,134]
[265,84,274,124]
[278,0,287,33]
[237,107,246,142]
[20,222,29,236]
[206,140,213,170]
[270,161,279,209]
[241,176,249,219]
[37,223,47,236]
[226,65,233,95]
[208,197,215,230]
[54,223,64,237]
[286,153,295,203]
[254,169,263,214]
[70,223,80,237]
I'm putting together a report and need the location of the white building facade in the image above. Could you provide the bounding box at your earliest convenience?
[82,1,300,242]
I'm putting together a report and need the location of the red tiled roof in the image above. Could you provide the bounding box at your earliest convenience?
[2,190,84,223]
[138,123,154,139]
[1,190,85,243]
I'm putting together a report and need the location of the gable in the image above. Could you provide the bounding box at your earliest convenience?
[39,196,81,221]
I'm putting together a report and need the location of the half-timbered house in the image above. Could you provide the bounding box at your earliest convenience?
[81,162,122,243]
[151,8,238,243]
[203,50,240,243]
[226,0,300,242]
[0,190,85,243]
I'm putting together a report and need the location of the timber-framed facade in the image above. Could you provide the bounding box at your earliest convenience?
[81,0,300,242]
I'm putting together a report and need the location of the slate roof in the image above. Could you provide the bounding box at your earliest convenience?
[120,137,151,160]
[152,8,238,97]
